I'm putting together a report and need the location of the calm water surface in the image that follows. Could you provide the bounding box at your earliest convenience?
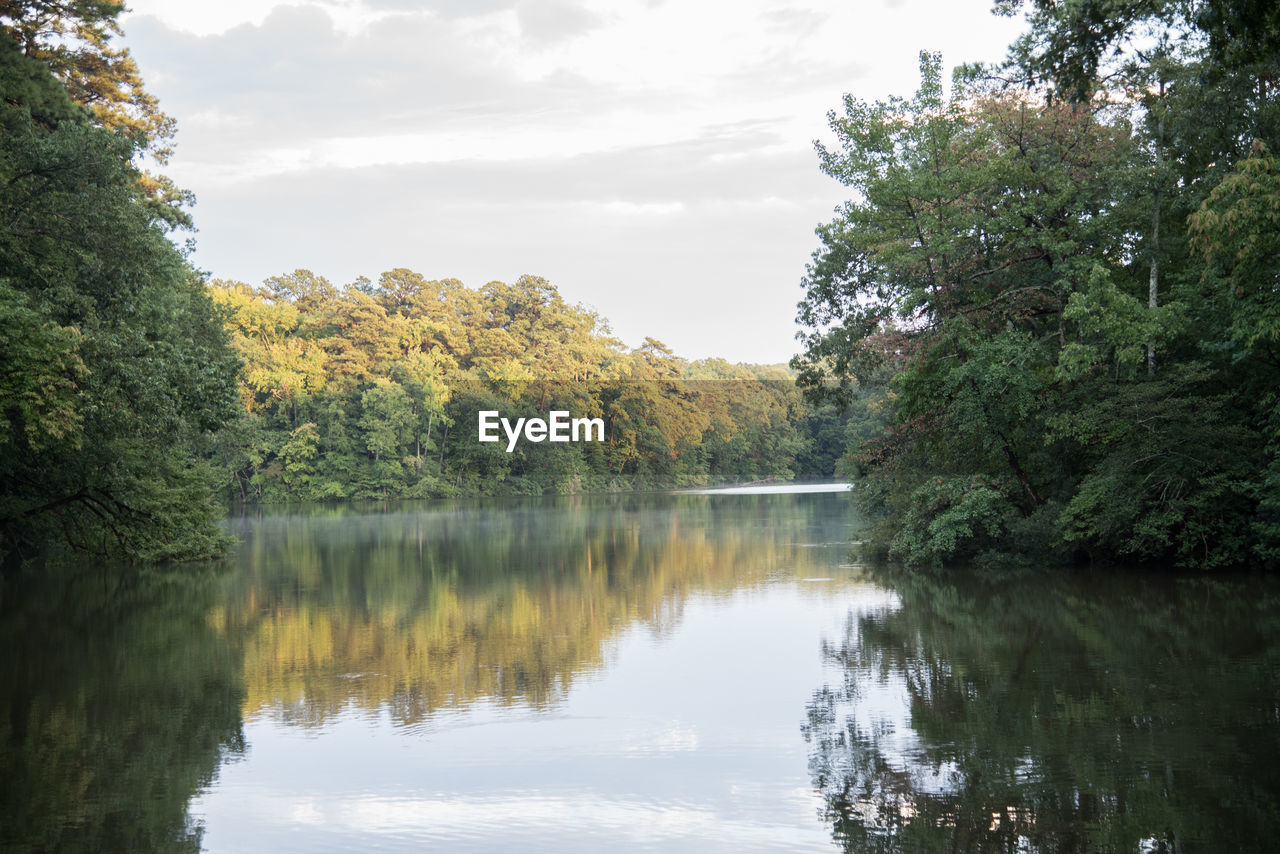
[2,487,1278,852]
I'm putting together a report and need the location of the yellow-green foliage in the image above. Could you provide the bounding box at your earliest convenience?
[208,272,844,501]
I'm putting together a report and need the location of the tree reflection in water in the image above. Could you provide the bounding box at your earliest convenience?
[0,491,846,851]
[803,569,1280,853]
[0,565,245,854]
[220,492,841,728]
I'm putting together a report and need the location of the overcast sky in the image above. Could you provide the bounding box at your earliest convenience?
[120,0,1025,364]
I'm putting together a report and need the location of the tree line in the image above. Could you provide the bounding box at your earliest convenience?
[793,1,1280,569]
[0,0,864,567]
[13,0,1274,571]
[206,269,862,502]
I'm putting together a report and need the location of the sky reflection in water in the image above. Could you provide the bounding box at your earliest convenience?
[194,490,876,852]
[3,488,1278,852]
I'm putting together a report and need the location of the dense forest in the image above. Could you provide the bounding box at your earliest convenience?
[0,2,242,566]
[793,1,1280,569]
[5,0,1279,571]
[0,0,862,567]
[205,270,866,503]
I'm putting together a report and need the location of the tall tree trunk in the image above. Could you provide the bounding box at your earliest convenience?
[424,412,433,467]
[1147,86,1165,376]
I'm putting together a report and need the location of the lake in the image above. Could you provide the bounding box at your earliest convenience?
[1,486,1278,852]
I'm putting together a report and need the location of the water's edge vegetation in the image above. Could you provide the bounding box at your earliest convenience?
[203,273,876,504]
[3,1,1279,571]
[790,9,1280,570]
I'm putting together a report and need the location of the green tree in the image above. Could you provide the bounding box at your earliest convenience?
[0,29,239,566]
[359,380,416,464]
[1188,142,1280,560]
[795,34,1279,567]
[794,55,1137,564]
[1,0,192,225]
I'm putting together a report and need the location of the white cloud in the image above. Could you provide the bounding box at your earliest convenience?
[120,0,1027,362]
[124,0,400,37]
[586,200,685,216]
